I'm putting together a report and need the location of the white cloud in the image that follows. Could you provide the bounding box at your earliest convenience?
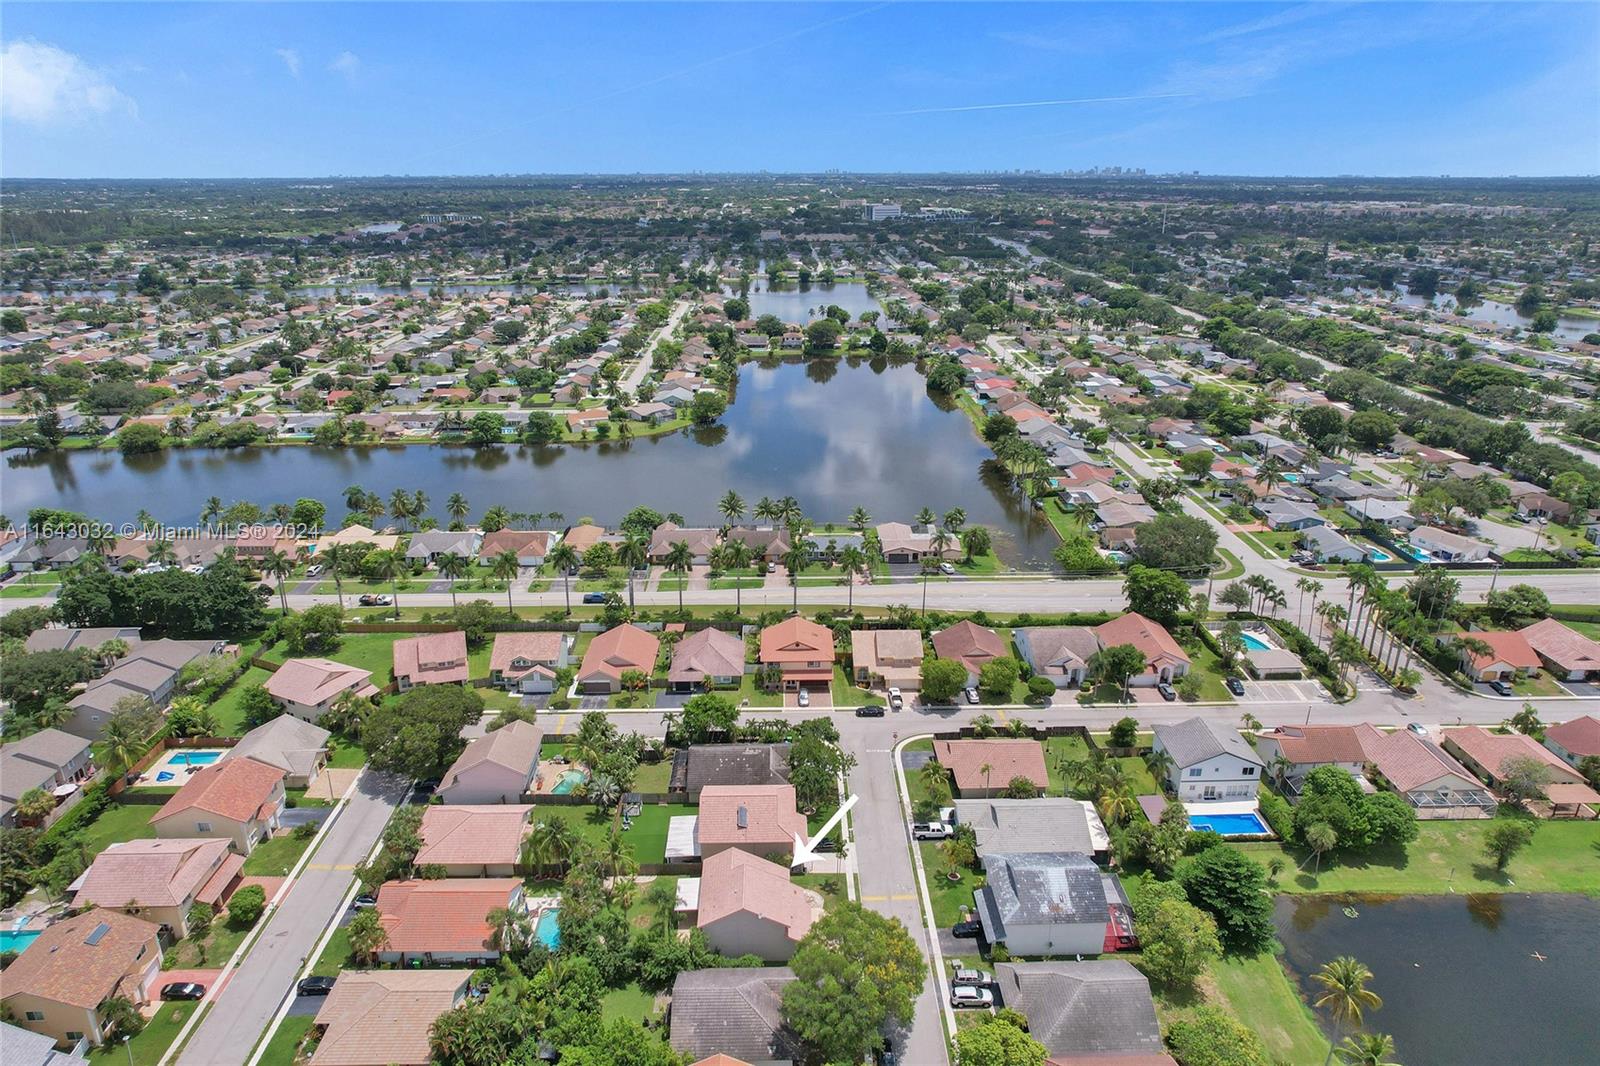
[275,48,301,78]
[328,51,360,83]
[0,39,134,125]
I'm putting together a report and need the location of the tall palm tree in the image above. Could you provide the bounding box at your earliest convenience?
[148,539,179,570]
[437,552,470,608]
[262,548,294,614]
[343,484,367,512]
[617,532,649,609]
[199,496,224,526]
[1295,576,1318,629]
[445,492,470,527]
[942,507,967,535]
[1336,1033,1401,1066]
[849,506,872,534]
[548,543,578,616]
[490,550,520,616]
[346,911,390,964]
[367,549,404,619]
[838,545,867,611]
[411,490,429,525]
[484,906,530,955]
[1313,956,1384,1066]
[664,541,694,615]
[102,713,152,778]
[752,496,779,525]
[641,876,678,935]
[718,490,745,528]
[722,539,752,615]
[322,543,350,610]
[916,506,936,528]
[387,489,414,531]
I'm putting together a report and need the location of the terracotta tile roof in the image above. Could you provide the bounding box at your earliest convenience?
[0,908,159,1010]
[931,739,1050,793]
[488,632,566,680]
[578,624,659,683]
[1443,726,1581,783]
[1545,715,1600,758]
[690,1057,756,1066]
[696,849,815,943]
[310,970,469,1066]
[758,617,834,665]
[264,658,377,707]
[696,785,807,852]
[75,838,235,910]
[375,879,522,954]
[416,805,530,867]
[1094,613,1190,667]
[392,631,469,685]
[931,620,1006,672]
[1521,618,1600,672]
[1462,630,1541,672]
[1264,725,1369,765]
[152,757,285,825]
[478,529,554,559]
[1353,724,1479,793]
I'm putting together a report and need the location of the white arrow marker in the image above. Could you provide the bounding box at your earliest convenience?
[791,793,858,868]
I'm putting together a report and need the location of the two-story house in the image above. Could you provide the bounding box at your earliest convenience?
[1153,717,1264,805]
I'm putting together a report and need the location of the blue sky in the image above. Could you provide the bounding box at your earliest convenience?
[2,2,1595,178]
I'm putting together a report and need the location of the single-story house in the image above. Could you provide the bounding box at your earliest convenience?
[668,627,746,692]
[1253,725,1371,795]
[1152,717,1262,805]
[875,522,960,564]
[975,852,1108,956]
[224,715,330,789]
[1344,497,1416,530]
[1459,630,1542,682]
[954,798,1109,864]
[487,631,573,694]
[576,623,660,694]
[477,529,556,568]
[151,757,286,855]
[1353,724,1496,818]
[648,522,720,565]
[392,631,469,690]
[1520,618,1600,680]
[309,970,470,1066]
[992,961,1171,1063]
[415,805,531,876]
[403,530,482,565]
[1301,524,1368,564]
[1094,613,1191,687]
[1409,525,1491,563]
[264,658,379,723]
[374,879,526,964]
[669,744,791,797]
[930,739,1049,798]
[668,967,799,1066]
[0,910,161,1049]
[1442,726,1600,816]
[1013,627,1100,688]
[1253,500,1326,531]
[930,620,1008,686]
[1543,715,1600,771]
[437,721,542,805]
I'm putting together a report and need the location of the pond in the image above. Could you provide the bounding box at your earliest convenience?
[726,280,882,322]
[1390,285,1596,342]
[1275,893,1600,1066]
[3,358,1056,565]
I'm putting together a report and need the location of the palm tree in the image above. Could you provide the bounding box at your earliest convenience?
[485,906,530,955]
[1142,748,1175,787]
[838,545,867,611]
[918,760,950,799]
[1336,1033,1401,1066]
[102,714,152,778]
[664,541,694,615]
[1313,956,1384,1066]
[342,484,367,512]
[979,762,995,793]
[781,543,809,611]
[445,492,470,527]
[490,550,520,616]
[482,504,512,532]
[521,818,577,879]
[437,552,470,608]
[548,543,578,615]
[1098,785,1138,825]
[600,828,637,879]
[641,876,678,935]
[367,549,405,619]
[721,539,752,614]
[849,506,872,534]
[411,490,429,526]
[916,506,936,528]
[148,539,179,570]
[346,910,389,963]
[322,543,350,610]
[718,490,745,528]
[199,496,224,526]
[1296,576,1318,630]
[263,548,294,614]
[618,532,649,609]
[388,489,415,531]
[752,496,780,525]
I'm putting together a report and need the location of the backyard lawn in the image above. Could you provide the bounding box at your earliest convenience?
[529,802,696,864]
[1233,820,1600,896]
[600,982,659,1025]
[1043,734,1091,794]
[76,802,158,860]
[1207,952,1330,1066]
[633,758,673,792]
[209,664,277,735]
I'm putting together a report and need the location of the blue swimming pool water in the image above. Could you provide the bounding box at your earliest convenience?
[1282,473,1302,483]
[1240,632,1273,652]
[1367,548,1394,562]
[170,751,222,766]
[534,908,561,950]
[550,770,588,795]
[0,930,42,954]
[1189,812,1270,836]
[1398,544,1433,563]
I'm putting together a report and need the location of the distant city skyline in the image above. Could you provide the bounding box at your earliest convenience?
[2,1,1595,179]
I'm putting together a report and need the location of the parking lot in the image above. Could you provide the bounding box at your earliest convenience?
[1241,678,1335,704]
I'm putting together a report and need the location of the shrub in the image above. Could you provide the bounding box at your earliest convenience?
[1257,788,1294,839]
[187,902,214,937]
[292,821,317,840]
[1108,716,1139,747]
[227,884,266,928]
[1026,675,1056,703]
[1166,1005,1270,1066]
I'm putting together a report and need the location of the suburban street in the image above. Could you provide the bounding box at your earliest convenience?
[170,771,412,1066]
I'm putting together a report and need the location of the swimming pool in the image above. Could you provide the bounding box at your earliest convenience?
[1189,812,1270,836]
[1240,632,1274,652]
[534,908,561,950]
[1367,548,1394,562]
[1397,544,1434,563]
[0,929,42,954]
[169,751,223,767]
[1282,473,1302,483]
[550,769,589,795]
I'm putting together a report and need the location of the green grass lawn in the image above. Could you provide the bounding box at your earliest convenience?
[600,982,659,1025]
[902,739,939,811]
[88,1002,192,1066]
[1044,735,1091,794]
[733,673,783,707]
[286,788,334,808]
[1182,644,1236,703]
[76,802,158,860]
[831,665,884,707]
[274,632,399,680]
[1113,755,1162,796]
[242,832,313,876]
[255,1015,316,1066]
[0,572,62,598]
[168,912,254,968]
[310,925,352,977]
[633,759,673,792]
[208,664,277,735]
[1233,820,1600,896]
[793,872,849,910]
[529,802,695,864]
[1208,952,1331,1066]
[919,841,982,927]
[325,740,367,769]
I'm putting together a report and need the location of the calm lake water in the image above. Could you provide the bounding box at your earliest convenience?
[3,358,1055,565]
[1275,894,1600,1066]
[1390,285,1595,342]
[726,281,882,322]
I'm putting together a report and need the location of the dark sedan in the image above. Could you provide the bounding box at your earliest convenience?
[161,982,206,1001]
[297,976,337,997]
[951,919,983,939]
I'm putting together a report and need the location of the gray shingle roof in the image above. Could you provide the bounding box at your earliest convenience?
[954,799,1104,856]
[978,851,1107,932]
[993,960,1164,1056]
[1154,717,1263,770]
[669,967,799,1064]
[670,744,791,794]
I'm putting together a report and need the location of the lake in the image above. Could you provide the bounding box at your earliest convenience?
[1390,285,1595,342]
[3,358,1056,565]
[726,281,882,322]
[1275,893,1600,1066]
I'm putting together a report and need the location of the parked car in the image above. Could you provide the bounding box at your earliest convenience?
[855,704,885,717]
[352,894,377,910]
[951,919,983,939]
[1509,512,1531,523]
[161,982,206,1001]
[950,986,994,1009]
[1490,679,1514,697]
[888,687,904,710]
[874,1039,897,1066]
[912,822,954,840]
[1226,677,1246,697]
[766,561,777,573]
[1406,722,1429,736]
[951,966,993,987]
[939,562,955,575]
[357,593,393,607]
[297,976,336,997]
[581,592,607,604]
[305,564,323,577]
[1157,682,1177,701]
[797,688,810,707]
[963,686,979,705]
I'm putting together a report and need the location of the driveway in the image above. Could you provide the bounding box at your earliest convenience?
[173,770,412,1066]
[278,807,333,830]
[1558,679,1600,698]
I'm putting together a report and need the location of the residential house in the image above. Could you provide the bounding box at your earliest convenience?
[488,632,572,694]
[392,631,470,690]
[1409,525,1492,563]
[64,639,225,739]
[308,970,470,1066]
[668,627,746,693]
[1152,718,1262,805]
[403,530,481,565]
[373,879,526,964]
[1442,726,1600,816]
[1301,525,1368,564]
[1520,618,1600,680]
[975,852,1108,956]
[0,910,161,1049]
[151,757,286,855]
[992,961,1171,1064]
[436,721,541,805]
[415,805,531,876]
[0,729,94,828]
[930,620,1008,686]
[1093,613,1191,687]
[668,967,799,1066]
[930,739,1049,798]
[1459,630,1542,682]
[316,524,399,554]
[264,658,379,723]
[1253,500,1326,531]
[757,617,834,693]
[1344,497,1416,530]
[723,527,792,564]
[0,1020,90,1066]
[695,784,808,861]
[669,745,791,798]
[874,522,959,564]
[1253,725,1372,795]
[23,627,140,654]
[1013,627,1100,688]
[477,529,556,568]
[848,629,924,691]
[576,623,660,694]
[225,715,330,789]
[72,838,242,939]
[649,522,720,565]
[692,849,818,962]
[954,798,1109,864]
[1543,715,1600,771]
[1352,724,1496,818]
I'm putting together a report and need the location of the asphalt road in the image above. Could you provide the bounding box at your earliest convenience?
[172,770,411,1066]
